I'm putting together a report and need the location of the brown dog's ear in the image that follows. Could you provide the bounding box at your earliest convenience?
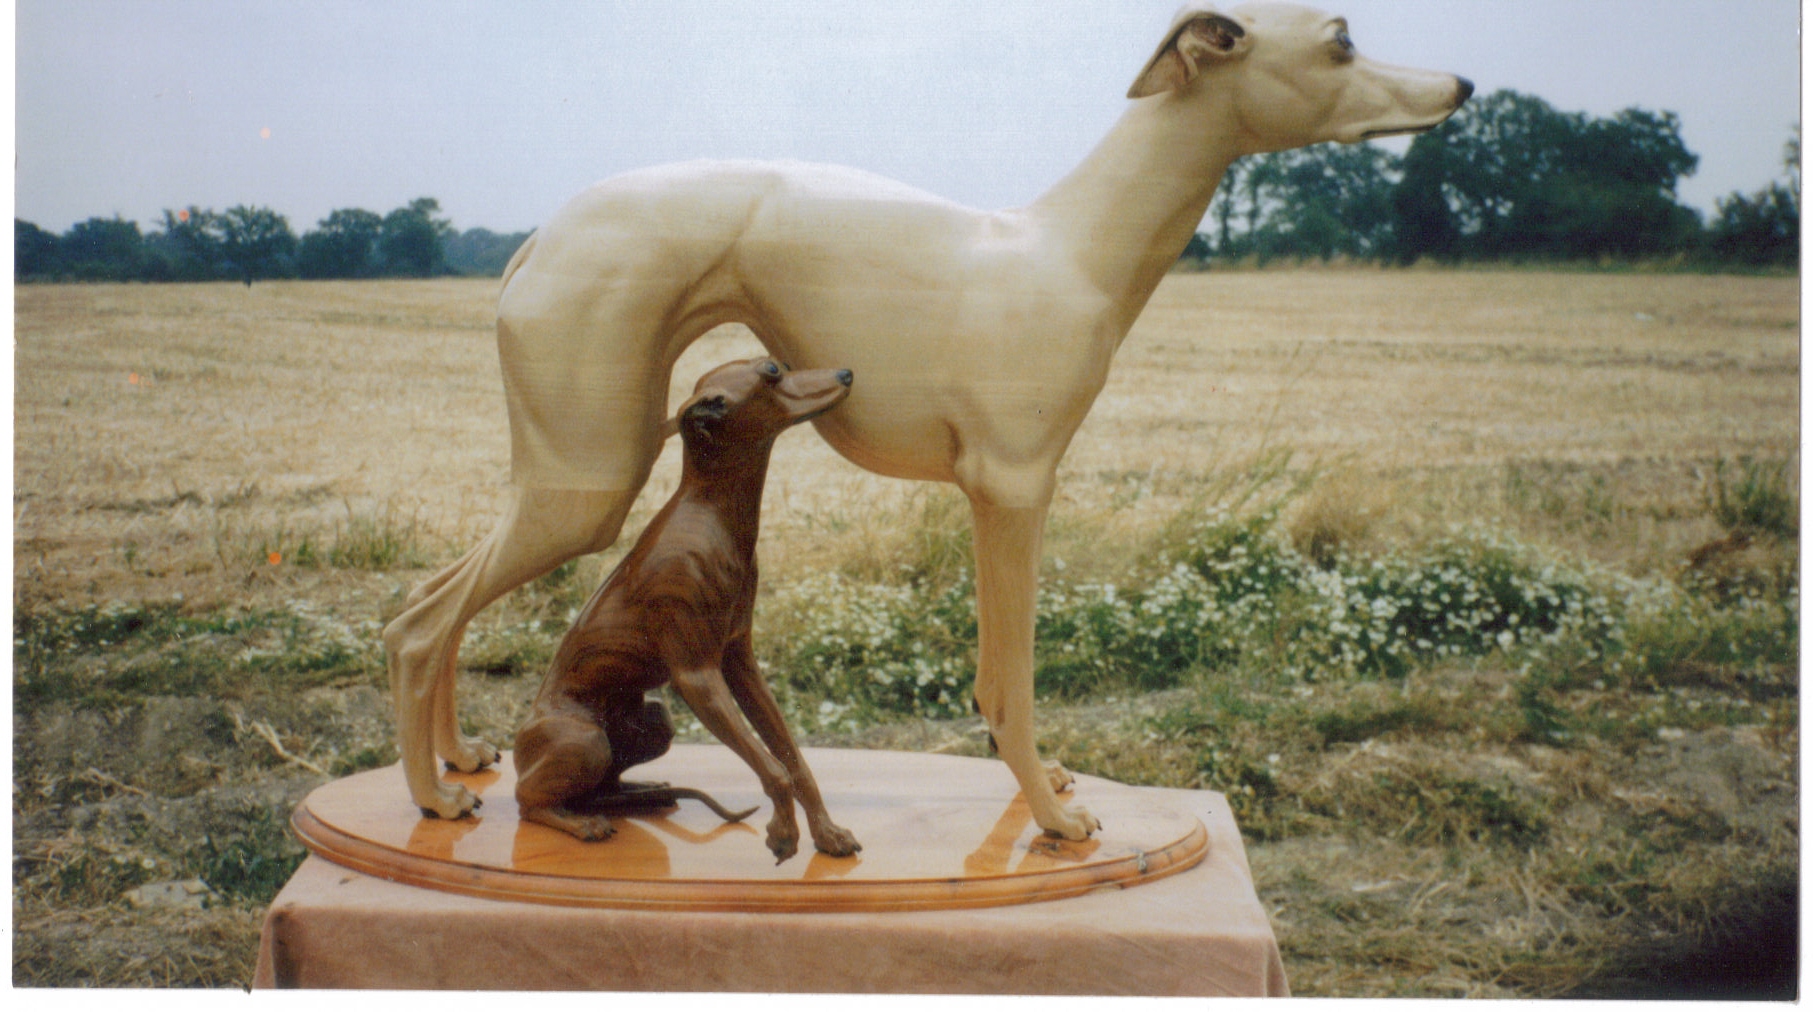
[1128,8,1247,99]
[680,394,731,442]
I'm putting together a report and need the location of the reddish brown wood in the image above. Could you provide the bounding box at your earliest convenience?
[292,746,1208,913]
[513,359,859,861]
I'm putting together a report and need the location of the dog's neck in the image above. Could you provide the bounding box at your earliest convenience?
[1028,89,1242,340]
[676,441,773,556]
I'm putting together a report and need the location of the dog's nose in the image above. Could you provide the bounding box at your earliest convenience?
[836,369,853,386]
[1454,77,1475,105]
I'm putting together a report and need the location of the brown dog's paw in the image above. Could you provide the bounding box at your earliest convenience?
[811,822,862,858]
[569,815,616,842]
[766,819,800,863]
[522,806,616,842]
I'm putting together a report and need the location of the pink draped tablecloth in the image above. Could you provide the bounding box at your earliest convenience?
[255,784,1287,995]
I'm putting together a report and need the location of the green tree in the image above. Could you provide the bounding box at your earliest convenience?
[61,216,148,281]
[1253,143,1398,261]
[148,207,225,281]
[1205,144,1398,262]
[1706,129,1799,267]
[15,220,61,279]
[1208,161,1241,255]
[378,197,452,277]
[298,208,383,279]
[1391,138,1462,262]
[1391,90,1700,262]
[215,205,297,285]
[441,227,532,277]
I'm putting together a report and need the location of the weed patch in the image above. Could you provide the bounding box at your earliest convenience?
[760,492,1793,728]
[213,500,441,576]
[1705,455,1798,538]
[192,805,308,904]
[14,600,382,709]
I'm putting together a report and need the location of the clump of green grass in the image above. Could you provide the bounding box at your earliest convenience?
[330,742,398,776]
[1705,455,1797,538]
[326,502,434,570]
[213,500,440,575]
[192,805,307,904]
[1327,768,1549,847]
[1311,696,1450,745]
[459,619,563,678]
[14,599,381,708]
[835,487,975,587]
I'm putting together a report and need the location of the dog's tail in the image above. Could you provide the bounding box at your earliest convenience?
[499,229,538,291]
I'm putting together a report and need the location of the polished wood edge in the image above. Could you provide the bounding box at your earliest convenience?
[290,804,1209,913]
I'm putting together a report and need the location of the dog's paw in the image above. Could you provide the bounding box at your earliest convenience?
[566,814,616,842]
[766,818,801,863]
[1042,758,1076,793]
[418,782,481,820]
[1036,803,1101,842]
[440,735,501,773]
[522,806,615,841]
[811,822,862,858]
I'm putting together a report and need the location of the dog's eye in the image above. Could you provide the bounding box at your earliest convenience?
[759,361,782,382]
[1333,30,1355,56]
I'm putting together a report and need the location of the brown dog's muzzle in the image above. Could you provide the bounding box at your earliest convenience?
[777,367,853,424]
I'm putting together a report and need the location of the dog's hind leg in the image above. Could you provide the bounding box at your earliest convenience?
[514,703,618,841]
[968,499,1101,841]
[384,486,636,818]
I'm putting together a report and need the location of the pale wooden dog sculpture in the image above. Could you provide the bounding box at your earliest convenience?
[386,2,1471,839]
[513,358,860,861]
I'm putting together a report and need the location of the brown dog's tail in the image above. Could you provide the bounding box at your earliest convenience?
[667,787,760,823]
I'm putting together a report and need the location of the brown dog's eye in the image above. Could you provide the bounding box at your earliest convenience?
[759,361,782,383]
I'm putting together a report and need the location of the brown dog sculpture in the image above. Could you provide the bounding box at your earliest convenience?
[513,358,860,862]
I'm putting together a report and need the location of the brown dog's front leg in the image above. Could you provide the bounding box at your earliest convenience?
[669,666,800,862]
[722,638,860,857]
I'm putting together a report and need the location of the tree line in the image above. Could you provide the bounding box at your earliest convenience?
[14,196,531,284]
[14,89,1798,283]
[1186,89,1798,269]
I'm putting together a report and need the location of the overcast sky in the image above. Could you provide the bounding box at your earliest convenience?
[14,0,1803,235]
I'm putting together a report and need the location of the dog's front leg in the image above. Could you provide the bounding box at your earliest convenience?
[969,499,1101,841]
[430,618,501,773]
[722,638,860,857]
[669,666,801,861]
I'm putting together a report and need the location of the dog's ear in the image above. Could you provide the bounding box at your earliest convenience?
[680,393,732,442]
[1128,8,1247,99]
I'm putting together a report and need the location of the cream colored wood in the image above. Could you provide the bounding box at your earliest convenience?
[381,2,1471,836]
[292,747,1209,912]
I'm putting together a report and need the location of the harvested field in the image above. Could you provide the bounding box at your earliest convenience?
[13,268,1798,994]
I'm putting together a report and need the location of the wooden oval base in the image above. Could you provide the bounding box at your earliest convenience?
[292,746,1207,913]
